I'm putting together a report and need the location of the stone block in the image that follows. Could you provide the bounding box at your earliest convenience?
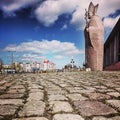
[0,99,24,106]
[18,101,45,117]
[66,94,87,101]
[52,114,84,120]
[48,94,68,101]
[84,92,111,100]
[74,100,117,117]
[0,105,18,116]
[0,93,24,99]
[12,117,49,120]
[27,92,44,101]
[107,92,120,98]
[106,100,120,111]
[49,101,73,113]
[92,116,120,120]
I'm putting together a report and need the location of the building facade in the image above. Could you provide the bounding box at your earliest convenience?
[19,59,56,73]
[43,59,56,71]
[104,18,120,71]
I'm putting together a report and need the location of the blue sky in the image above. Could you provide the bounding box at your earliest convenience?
[0,0,120,68]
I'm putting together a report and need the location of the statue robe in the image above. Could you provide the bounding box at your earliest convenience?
[84,15,104,71]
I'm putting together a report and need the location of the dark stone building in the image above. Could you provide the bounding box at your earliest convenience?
[104,18,120,71]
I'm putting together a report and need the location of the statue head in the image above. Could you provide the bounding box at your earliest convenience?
[88,2,99,19]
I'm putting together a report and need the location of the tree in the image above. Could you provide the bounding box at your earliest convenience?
[64,64,72,70]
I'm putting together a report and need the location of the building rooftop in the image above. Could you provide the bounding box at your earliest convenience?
[104,18,120,47]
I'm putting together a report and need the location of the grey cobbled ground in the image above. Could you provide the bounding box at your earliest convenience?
[0,71,120,120]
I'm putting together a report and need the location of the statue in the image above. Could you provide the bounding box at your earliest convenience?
[84,2,104,71]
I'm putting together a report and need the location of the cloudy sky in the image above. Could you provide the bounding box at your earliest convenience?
[0,0,120,68]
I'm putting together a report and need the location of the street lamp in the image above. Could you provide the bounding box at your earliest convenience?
[70,58,75,72]
[8,50,16,65]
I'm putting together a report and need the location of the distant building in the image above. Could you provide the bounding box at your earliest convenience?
[31,62,42,73]
[48,61,56,70]
[104,18,120,71]
[3,64,11,68]
[43,59,49,71]
[22,62,32,72]
[2,64,16,74]
[19,60,56,72]
[43,59,56,71]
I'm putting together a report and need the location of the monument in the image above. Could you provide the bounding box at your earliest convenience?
[84,2,104,71]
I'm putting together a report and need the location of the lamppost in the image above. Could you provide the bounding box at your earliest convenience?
[70,58,75,72]
[8,51,16,65]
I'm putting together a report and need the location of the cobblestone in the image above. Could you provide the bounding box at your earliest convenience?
[0,99,24,106]
[52,114,84,120]
[12,117,49,120]
[84,92,111,100]
[106,100,120,111]
[107,92,120,98]
[0,105,18,116]
[73,100,117,117]
[0,72,120,120]
[48,94,68,101]
[0,93,24,99]
[92,116,120,120]
[49,101,73,113]
[27,92,44,101]
[18,101,45,117]
[66,93,87,101]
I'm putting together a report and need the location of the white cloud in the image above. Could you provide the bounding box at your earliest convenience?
[103,15,120,40]
[0,0,41,14]
[1,0,120,30]
[98,0,120,17]
[54,55,64,59]
[70,6,85,30]
[21,53,45,62]
[34,0,79,26]
[4,40,84,67]
[4,40,84,56]
[103,15,120,29]
[34,0,120,29]
[71,0,120,30]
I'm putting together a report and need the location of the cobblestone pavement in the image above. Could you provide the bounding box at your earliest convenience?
[0,72,120,120]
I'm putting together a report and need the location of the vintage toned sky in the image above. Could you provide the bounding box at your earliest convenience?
[0,0,120,68]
